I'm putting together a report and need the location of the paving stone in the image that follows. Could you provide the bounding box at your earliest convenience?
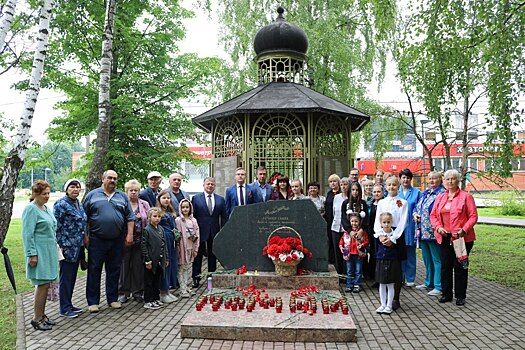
[16,259,525,349]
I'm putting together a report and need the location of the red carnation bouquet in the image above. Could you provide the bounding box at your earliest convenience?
[262,235,312,263]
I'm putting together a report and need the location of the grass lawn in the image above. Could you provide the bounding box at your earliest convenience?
[1,221,524,349]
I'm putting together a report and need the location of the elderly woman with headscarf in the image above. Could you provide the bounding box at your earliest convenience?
[54,179,87,318]
[430,169,478,306]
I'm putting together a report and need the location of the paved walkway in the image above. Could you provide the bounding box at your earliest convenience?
[477,216,525,228]
[17,259,525,350]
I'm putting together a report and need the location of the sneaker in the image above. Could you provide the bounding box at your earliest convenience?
[352,285,361,293]
[376,306,385,314]
[168,293,179,302]
[109,301,122,309]
[133,296,144,303]
[188,289,196,296]
[383,306,393,314]
[427,289,442,297]
[153,300,164,308]
[160,294,176,304]
[60,310,79,318]
[118,295,129,303]
[88,305,99,313]
[71,306,83,313]
[144,302,160,310]
[416,284,429,290]
[180,291,190,298]
[405,282,415,287]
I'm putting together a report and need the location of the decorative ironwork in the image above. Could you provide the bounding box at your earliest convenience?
[214,116,243,158]
[252,113,306,180]
[257,54,307,85]
[315,115,348,157]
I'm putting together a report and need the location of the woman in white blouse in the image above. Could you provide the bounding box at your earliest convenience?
[331,177,349,280]
[374,176,408,311]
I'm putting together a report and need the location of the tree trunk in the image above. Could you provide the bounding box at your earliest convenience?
[0,0,18,51]
[460,96,470,190]
[0,0,53,246]
[85,0,117,193]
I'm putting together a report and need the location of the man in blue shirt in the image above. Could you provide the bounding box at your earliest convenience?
[251,165,273,202]
[83,170,135,313]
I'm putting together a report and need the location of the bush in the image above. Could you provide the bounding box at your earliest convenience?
[498,191,525,216]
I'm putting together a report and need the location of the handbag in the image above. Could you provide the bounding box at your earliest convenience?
[452,237,469,269]
[47,280,59,302]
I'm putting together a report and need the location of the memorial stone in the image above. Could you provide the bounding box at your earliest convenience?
[214,200,328,272]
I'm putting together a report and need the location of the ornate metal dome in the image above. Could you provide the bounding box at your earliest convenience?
[253,7,308,56]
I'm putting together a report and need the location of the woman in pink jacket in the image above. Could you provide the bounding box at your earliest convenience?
[430,169,478,306]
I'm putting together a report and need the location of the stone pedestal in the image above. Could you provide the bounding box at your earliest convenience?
[181,272,357,343]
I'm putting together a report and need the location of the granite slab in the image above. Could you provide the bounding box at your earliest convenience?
[180,289,357,343]
[210,271,340,290]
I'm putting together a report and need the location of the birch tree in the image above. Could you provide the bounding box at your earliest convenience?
[0,0,53,246]
[46,0,222,185]
[0,0,18,50]
[85,0,116,192]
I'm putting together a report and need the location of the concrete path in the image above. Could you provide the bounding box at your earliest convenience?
[17,259,525,350]
[477,216,525,228]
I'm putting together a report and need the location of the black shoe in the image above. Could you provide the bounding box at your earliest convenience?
[42,315,56,326]
[439,296,452,303]
[456,298,466,306]
[133,296,144,303]
[31,319,52,331]
[392,300,400,310]
[191,280,200,289]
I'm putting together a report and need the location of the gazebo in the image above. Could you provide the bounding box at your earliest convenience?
[192,7,369,194]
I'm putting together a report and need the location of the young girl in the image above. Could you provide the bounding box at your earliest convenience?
[341,182,368,236]
[175,199,200,298]
[374,176,408,311]
[156,190,179,304]
[374,212,400,314]
[141,208,168,310]
[339,213,369,293]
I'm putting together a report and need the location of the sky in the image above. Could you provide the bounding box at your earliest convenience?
[2,1,505,145]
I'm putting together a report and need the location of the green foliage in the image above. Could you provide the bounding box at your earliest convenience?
[498,191,525,217]
[200,0,403,159]
[17,141,83,190]
[395,0,525,177]
[40,0,223,185]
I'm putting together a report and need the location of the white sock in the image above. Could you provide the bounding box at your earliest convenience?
[386,283,395,308]
[379,283,387,308]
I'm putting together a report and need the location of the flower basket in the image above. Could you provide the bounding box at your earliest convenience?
[266,226,304,277]
[273,258,301,277]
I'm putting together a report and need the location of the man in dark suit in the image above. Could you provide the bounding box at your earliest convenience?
[251,165,273,202]
[139,171,162,207]
[191,177,227,288]
[225,167,261,218]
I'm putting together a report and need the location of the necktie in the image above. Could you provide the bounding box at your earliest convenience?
[240,185,245,205]
[207,194,213,215]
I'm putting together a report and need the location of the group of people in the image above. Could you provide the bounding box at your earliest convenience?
[21,164,477,330]
[22,170,228,330]
[326,167,478,315]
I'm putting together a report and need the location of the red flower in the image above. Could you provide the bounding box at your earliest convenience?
[396,199,402,208]
[285,256,292,263]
